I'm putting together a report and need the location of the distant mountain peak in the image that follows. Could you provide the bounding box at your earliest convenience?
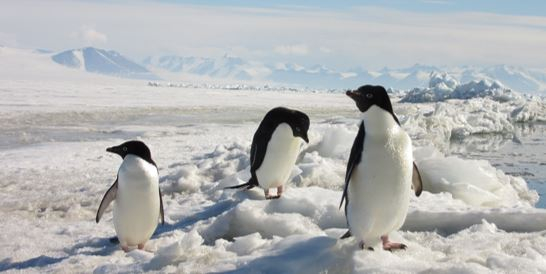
[52,47,159,80]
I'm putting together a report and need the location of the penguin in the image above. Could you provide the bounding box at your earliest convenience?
[339,85,423,251]
[226,107,310,199]
[96,140,165,252]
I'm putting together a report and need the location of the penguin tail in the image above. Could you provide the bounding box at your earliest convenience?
[224,177,257,190]
[340,230,352,239]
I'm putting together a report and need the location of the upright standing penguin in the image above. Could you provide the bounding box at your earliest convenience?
[340,85,422,250]
[227,107,310,199]
[96,140,165,252]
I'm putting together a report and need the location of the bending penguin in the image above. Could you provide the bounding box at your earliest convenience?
[227,107,310,199]
[340,85,423,251]
[96,140,165,252]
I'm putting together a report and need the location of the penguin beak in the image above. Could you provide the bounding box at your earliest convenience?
[106,145,122,156]
[302,133,309,143]
[346,90,358,101]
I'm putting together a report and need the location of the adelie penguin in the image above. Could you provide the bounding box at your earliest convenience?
[226,107,310,199]
[340,85,423,251]
[96,140,165,252]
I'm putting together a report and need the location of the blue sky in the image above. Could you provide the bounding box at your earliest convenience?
[159,0,546,17]
[1,0,546,69]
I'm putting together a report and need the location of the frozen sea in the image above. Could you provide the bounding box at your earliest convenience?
[451,123,546,208]
[2,48,546,273]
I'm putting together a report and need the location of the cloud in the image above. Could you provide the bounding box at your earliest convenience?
[0,32,17,47]
[319,47,332,54]
[2,1,546,69]
[78,26,107,44]
[274,44,309,55]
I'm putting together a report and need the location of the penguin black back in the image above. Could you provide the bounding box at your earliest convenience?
[251,107,309,176]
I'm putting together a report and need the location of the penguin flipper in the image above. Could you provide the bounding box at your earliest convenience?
[96,178,118,223]
[412,162,423,197]
[340,122,365,210]
[159,188,165,225]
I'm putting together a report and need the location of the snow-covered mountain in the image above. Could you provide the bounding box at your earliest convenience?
[144,54,546,94]
[52,47,159,80]
[8,45,545,94]
[143,54,256,80]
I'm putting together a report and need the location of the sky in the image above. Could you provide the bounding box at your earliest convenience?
[1,0,546,70]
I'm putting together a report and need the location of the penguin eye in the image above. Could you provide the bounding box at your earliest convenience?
[295,127,301,132]
[366,93,374,99]
[123,147,128,152]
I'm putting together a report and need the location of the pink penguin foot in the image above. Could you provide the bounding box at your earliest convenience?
[264,186,282,199]
[381,235,407,251]
[121,245,130,252]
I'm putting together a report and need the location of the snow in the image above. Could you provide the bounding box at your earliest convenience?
[73,49,85,71]
[1,50,546,273]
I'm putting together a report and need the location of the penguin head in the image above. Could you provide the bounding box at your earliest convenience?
[347,85,400,125]
[106,140,155,164]
[346,85,394,113]
[288,111,310,143]
[265,107,310,143]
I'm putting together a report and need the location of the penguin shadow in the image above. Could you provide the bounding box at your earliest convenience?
[0,236,118,272]
[154,198,240,236]
[0,256,68,272]
[212,236,354,274]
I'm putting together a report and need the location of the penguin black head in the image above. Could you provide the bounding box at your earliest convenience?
[346,85,394,114]
[265,107,310,143]
[106,140,155,165]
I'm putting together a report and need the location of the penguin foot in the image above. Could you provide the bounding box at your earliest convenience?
[138,243,145,250]
[264,188,282,199]
[121,245,130,252]
[277,185,284,197]
[381,235,407,251]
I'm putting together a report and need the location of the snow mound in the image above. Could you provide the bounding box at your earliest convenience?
[414,147,538,208]
[402,72,522,103]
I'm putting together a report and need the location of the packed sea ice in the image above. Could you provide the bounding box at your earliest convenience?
[1,49,546,273]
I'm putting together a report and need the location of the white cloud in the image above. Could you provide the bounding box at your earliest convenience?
[0,32,17,47]
[78,26,107,44]
[274,44,309,55]
[319,47,332,54]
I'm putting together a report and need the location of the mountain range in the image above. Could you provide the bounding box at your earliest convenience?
[50,47,546,94]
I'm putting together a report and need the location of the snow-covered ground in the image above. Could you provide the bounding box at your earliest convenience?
[2,50,546,273]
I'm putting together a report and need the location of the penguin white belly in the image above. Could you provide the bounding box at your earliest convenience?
[256,123,302,189]
[113,155,160,246]
[348,130,413,243]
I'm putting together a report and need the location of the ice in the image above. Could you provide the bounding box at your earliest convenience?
[414,147,538,207]
[1,57,546,273]
[402,72,524,103]
[398,97,546,151]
